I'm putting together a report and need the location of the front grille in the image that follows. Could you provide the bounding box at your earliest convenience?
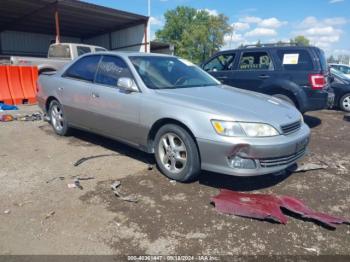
[281,120,301,135]
[259,148,306,168]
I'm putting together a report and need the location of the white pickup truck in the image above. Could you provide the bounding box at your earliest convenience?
[4,43,107,74]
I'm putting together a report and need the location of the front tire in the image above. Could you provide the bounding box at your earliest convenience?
[154,124,201,182]
[49,100,70,136]
[339,93,350,112]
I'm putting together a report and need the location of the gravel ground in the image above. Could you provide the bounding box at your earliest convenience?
[0,105,349,258]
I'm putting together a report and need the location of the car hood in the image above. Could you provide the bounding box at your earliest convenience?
[154,85,302,126]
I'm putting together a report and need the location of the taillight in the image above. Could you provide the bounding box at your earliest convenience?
[308,74,325,90]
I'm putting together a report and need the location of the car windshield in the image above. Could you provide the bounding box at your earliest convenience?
[330,67,350,80]
[129,56,220,89]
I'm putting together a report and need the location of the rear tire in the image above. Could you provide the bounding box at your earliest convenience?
[339,93,350,112]
[48,100,70,136]
[154,124,201,182]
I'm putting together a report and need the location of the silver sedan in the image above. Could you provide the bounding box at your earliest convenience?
[37,52,310,182]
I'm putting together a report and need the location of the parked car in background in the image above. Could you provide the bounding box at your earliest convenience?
[1,43,107,74]
[329,67,350,112]
[37,52,310,182]
[202,43,334,113]
[329,64,350,76]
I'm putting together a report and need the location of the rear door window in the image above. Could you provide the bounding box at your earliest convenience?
[63,55,101,82]
[239,51,273,70]
[95,55,133,87]
[203,53,235,71]
[77,46,92,56]
[277,50,313,71]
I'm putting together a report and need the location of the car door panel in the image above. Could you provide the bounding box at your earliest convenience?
[229,50,275,92]
[89,85,142,144]
[59,78,95,128]
[203,53,236,86]
[59,55,101,128]
[88,55,142,144]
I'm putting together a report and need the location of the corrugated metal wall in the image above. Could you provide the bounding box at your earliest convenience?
[0,31,81,57]
[0,23,148,56]
[83,24,147,52]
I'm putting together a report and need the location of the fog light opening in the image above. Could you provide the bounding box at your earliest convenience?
[229,156,256,169]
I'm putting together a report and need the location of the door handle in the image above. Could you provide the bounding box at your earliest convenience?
[58,87,63,91]
[92,92,100,98]
[258,74,270,79]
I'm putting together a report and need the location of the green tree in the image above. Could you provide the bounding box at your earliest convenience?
[290,35,310,46]
[156,6,232,63]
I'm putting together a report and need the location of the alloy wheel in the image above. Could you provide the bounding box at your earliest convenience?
[50,104,64,132]
[158,133,188,174]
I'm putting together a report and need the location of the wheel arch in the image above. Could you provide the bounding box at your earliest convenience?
[45,96,60,112]
[265,86,300,109]
[147,118,200,157]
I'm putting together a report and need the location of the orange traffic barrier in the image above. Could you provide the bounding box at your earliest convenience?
[0,65,38,105]
[0,66,13,105]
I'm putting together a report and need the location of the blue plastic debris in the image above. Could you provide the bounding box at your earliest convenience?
[0,103,18,111]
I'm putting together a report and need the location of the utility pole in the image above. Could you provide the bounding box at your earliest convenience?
[147,0,151,53]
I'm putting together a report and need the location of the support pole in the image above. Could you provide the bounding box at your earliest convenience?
[55,8,60,44]
[144,22,148,52]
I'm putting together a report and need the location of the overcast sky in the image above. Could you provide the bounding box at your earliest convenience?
[86,0,350,56]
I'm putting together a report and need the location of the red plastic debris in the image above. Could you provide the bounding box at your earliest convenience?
[211,189,349,228]
[0,114,14,122]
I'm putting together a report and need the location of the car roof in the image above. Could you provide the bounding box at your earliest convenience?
[218,45,319,54]
[329,63,350,67]
[91,51,174,58]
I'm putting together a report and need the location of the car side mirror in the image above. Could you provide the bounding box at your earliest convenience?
[329,75,335,83]
[117,77,138,92]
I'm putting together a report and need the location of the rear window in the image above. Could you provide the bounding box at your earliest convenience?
[77,46,92,56]
[277,50,313,71]
[48,45,70,58]
[314,48,328,72]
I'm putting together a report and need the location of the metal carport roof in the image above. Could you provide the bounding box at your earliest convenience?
[0,0,149,38]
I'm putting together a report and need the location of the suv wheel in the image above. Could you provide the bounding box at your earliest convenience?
[340,93,350,112]
[49,100,70,136]
[154,124,200,182]
[272,94,296,107]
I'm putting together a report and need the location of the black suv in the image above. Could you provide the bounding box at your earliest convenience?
[201,44,334,113]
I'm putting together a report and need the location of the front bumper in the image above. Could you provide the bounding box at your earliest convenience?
[197,123,310,176]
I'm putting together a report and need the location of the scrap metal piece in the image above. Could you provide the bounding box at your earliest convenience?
[211,189,349,228]
[111,181,121,191]
[113,190,138,203]
[74,153,121,167]
[46,176,65,183]
[73,178,83,190]
[278,195,349,228]
[294,163,328,173]
[111,180,138,203]
[0,114,14,122]
[211,189,288,224]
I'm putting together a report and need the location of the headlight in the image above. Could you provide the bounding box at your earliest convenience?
[211,120,279,137]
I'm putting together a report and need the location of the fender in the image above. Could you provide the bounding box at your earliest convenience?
[260,78,308,110]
